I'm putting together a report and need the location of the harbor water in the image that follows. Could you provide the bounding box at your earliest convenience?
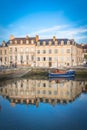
[0,77,87,130]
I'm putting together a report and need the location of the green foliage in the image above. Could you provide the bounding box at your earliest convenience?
[84,54,87,59]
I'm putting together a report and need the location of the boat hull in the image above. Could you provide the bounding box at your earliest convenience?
[48,70,75,78]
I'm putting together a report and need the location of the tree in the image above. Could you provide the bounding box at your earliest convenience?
[84,54,87,60]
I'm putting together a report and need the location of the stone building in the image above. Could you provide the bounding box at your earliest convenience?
[81,44,87,63]
[0,78,86,106]
[0,35,83,67]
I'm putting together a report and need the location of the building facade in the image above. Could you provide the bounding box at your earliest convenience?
[81,44,87,63]
[0,35,83,67]
[0,78,86,106]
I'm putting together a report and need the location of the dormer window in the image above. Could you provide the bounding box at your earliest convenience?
[20,40,23,44]
[61,40,64,45]
[72,41,75,45]
[43,41,46,46]
[26,40,29,44]
[31,40,34,44]
[67,40,70,45]
[55,41,58,45]
[10,40,12,44]
[15,40,17,44]
[2,43,5,47]
[49,41,52,45]
[2,41,5,47]
[37,41,40,46]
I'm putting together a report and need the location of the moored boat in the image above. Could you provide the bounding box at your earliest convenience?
[48,69,75,78]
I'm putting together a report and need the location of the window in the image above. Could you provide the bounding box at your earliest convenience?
[61,49,64,53]
[67,57,70,61]
[37,50,40,54]
[21,83,23,88]
[31,55,34,61]
[61,56,64,61]
[15,56,17,60]
[48,91,52,95]
[49,83,52,87]
[43,90,46,94]
[0,50,2,55]
[31,48,34,52]
[10,40,12,44]
[66,91,70,96]
[43,41,46,45]
[60,83,64,87]
[26,55,29,60]
[67,40,70,45]
[37,82,40,87]
[21,56,23,60]
[26,48,29,52]
[61,40,64,45]
[10,56,12,61]
[43,57,46,61]
[37,57,40,61]
[31,40,34,44]
[49,41,52,45]
[54,57,58,61]
[5,57,7,62]
[0,57,2,61]
[67,63,69,66]
[43,83,46,87]
[37,90,40,94]
[37,41,40,46]
[49,49,52,54]
[15,40,17,44]
[20,48,23,52]
[54,91,57,95]
[54,49,58,53]
[55,41,58,45]
[10,48,12,53]
[5,50,7,55]
[20,40,23,44]
[26,40,29,44]
[49,57,52,61]
[67,49,70,53]
[43,50,46,54]
[15,48,17,52]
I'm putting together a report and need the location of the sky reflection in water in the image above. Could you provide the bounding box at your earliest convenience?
[0,78,87,130]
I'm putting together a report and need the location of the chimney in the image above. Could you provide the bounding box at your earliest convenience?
[26,35,29,39]
[36,35,39,42]
[53,36,56,42]
[10,35,15,40]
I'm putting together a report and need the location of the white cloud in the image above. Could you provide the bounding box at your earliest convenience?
[0,23,87,44]
[31,25,66,35]
[75,35,87,40]
[29,25,87,42]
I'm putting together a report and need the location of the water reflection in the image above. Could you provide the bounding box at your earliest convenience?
[0,78,87,107]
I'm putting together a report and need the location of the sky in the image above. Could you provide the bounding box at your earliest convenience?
[0,0,87,43]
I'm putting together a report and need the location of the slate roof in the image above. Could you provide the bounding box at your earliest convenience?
[0,36,78,46]
[82,44,87,49]
[7,37,36,45]
[38,38,73,45]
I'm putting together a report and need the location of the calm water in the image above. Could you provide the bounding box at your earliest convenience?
[0,77,87,130]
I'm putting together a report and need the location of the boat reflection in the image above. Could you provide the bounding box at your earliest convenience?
[49,77,75,83]
[0,78,87,107]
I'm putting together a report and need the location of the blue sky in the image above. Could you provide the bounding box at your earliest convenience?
[0,0,87,43]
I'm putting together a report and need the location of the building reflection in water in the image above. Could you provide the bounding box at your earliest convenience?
[0,78,87,107]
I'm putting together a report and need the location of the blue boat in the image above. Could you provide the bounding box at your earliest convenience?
[48,69,75,78]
